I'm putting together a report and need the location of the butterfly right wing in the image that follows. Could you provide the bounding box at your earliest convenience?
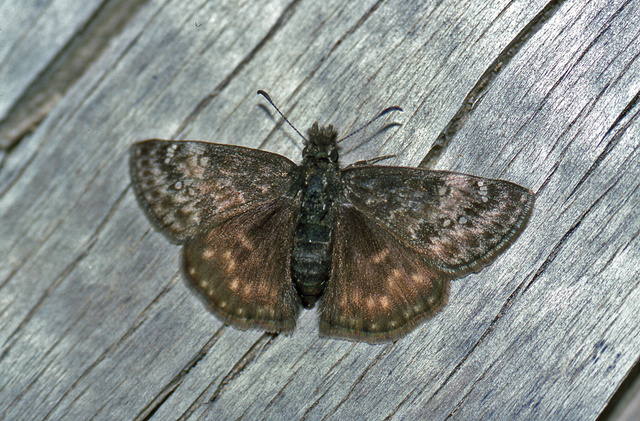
[130,140,296,243]
[319,205,449,343]
[342,166,534,275]
[319,165,533,342]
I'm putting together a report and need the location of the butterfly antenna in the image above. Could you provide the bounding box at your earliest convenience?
[257,90,307,142]
[339,106,403,142]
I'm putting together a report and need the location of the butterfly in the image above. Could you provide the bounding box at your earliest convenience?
[129,91,534,343]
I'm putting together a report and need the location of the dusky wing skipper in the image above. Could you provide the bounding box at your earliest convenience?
[129,91,534,343]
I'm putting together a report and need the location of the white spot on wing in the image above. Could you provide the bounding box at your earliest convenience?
[372,249,390,264]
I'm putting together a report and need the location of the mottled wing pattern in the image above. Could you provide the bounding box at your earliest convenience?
[184,197,302,332]
[319,206,449,343]
[130,140,296,243]
[343,166,535,275]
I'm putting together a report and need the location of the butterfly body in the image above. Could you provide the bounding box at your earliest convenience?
[291,123,341,307]
[130,120,534,343]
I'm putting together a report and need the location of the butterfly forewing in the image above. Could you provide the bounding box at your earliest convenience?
[130,140,296,243]
[184,197,302,332]
[319,206,449,343]
[342,166,535,275]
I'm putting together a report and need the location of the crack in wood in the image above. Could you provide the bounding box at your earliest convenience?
[172,332,279,420]
[254,0,389,152]
[427,183,617,416]
[0,187,128,362]
[134,329,225,421]
[569,90,640,199]
[208,333,278,404]
[419,0,566,170]
[0,0,153,150]
[172,0,303,139]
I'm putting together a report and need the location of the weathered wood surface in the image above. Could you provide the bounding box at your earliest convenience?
[1,0,639,419]
[0,0,148,149]
[0,0,101,124]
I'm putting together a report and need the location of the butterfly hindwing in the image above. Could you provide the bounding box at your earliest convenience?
[130,140,296,243]
[319,206,449,343]
[343,166,535,275]
[184,197,302,333]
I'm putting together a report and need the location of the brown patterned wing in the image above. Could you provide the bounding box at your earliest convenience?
[319,206,449,343]
[184,197,302,333]
[343,166,534,275]
[130,140,296,243]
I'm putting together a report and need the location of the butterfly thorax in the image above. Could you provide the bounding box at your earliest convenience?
[291,123,342,308]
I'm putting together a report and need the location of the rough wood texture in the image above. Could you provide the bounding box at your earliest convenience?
[0,0,149,149]
[1,0,639,419]
[0,0,100,118]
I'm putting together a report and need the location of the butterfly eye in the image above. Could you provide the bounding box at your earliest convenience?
[329,148,339,162]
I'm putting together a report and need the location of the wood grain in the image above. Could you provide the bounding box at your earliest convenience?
[1,0,639,419]
[0,0,149,148]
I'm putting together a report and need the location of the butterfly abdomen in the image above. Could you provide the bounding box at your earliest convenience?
[292,220,332,307]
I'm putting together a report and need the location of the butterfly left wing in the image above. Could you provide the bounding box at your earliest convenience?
[342,166,534,276]
[319,206,449,343]
[130,140,296,243]
[184,197,302,333]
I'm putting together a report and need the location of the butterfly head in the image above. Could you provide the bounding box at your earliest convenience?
[304,122,339,162]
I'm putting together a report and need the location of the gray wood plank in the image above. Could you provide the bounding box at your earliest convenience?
[0,0,150,148]
[1,0,639,419]
[0,0,102,119]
